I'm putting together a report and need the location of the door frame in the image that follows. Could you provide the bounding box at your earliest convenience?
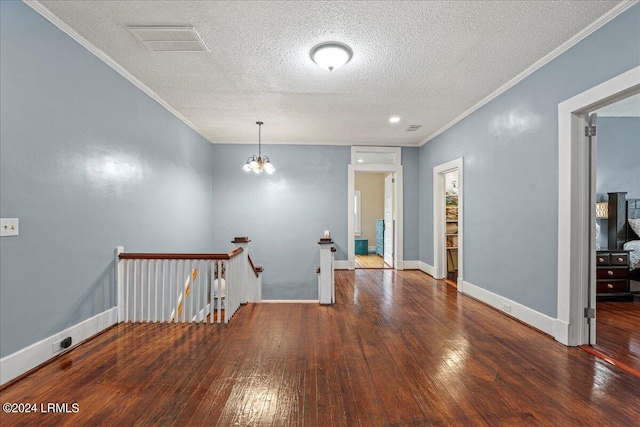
[383,173,394,267]
[556,65,640,346]
[433,158,464,289]
[348,147,403,270]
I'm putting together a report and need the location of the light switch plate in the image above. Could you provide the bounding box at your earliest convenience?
[1,218,19,237]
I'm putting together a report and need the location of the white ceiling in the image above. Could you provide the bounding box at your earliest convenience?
[35,1,624,146]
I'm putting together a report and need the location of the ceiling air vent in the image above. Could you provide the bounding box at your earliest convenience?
[128,26,209,52]
[406,125,422,132]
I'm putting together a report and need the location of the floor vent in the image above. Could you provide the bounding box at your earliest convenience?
[128,26,209,52]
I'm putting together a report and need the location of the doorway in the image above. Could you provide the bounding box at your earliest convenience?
[354,171,393,269]
[556,65,639,349]
[348,147,403,270]
[587,94,640,372]
[433,158,464,288]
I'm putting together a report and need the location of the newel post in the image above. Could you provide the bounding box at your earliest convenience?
[253,265,263,303]
[318,236,335,305]
[232,237,250,305]
[115,246,124,322]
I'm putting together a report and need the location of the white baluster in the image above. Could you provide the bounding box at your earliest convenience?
[140,259,145,322]
[133,260,138,322]
[218,260,223,324]
[154,260,159,323]
[169,260,175,322]
[125,259,130,323]
[182,260,187,324]
[189,260,194,323]
[198,260,203,323]
[147,259,151,322]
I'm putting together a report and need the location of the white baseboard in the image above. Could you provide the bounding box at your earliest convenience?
[408,261,435,277]
[334,260,349,270]
[403,260,425,271]
[261,300,319,303]
[0,307,118,386]
[461,280,555,336]
[553,319,571,346]
[368,246,376,253]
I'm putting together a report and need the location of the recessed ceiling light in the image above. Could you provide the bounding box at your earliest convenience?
[310,42,353,72]
[389,116,400,123]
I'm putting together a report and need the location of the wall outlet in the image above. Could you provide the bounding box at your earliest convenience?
[52,337,72,353]
[0,218,19,237]
[502,303,512,313]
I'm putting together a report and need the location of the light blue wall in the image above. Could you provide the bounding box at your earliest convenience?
[596,117,640,248]
[0,2,215,357]
[419,5,640,317]
[402,147,420,260]
[210,144,349,300]
[210,145,420,299]
[596,117,640,199]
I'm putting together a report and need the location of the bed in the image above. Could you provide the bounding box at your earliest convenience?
[607,192,640,281]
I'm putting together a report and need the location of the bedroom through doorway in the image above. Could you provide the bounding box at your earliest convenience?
[589,92,640,374]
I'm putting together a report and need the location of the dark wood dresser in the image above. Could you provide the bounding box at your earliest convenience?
[596,249,632,301]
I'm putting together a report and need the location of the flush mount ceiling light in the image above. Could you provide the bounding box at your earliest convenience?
[310,42,353,72]
[243,121,275,174]
[389,116,400,123]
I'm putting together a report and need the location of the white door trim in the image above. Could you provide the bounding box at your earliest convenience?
[348,147,403,270]
[556,65,640,346]
[384,173,394,266]
[433,158,464,289]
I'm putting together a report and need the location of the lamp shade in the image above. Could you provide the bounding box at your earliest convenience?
[595,202,608,219]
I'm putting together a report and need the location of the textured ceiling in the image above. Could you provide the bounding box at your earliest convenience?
[36,1,623,146]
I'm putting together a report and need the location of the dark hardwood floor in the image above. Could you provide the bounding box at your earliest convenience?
[595,299,640,373]
[2,270,640,426]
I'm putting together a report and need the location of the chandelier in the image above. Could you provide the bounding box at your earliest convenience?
[242,121,275,174]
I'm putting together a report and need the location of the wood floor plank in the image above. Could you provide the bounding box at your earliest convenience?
[2,270,640,426]
[354,254,391,269]
[594,300,640,373]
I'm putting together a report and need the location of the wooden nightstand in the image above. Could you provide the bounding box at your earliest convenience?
[596,249,632,301]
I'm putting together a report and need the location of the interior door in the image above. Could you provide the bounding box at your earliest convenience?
[384,173,394,267]
[587,112,598,345]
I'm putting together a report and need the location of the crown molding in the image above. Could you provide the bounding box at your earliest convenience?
[23,0,212,144]
[214,140,420,147]
[419,0,639,147]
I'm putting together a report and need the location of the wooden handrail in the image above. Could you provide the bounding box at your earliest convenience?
[248,255,263,278]
[120,247,243,260]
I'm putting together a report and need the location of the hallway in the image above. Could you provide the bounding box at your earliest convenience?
[354,254,392,269]
[2,270,639,425]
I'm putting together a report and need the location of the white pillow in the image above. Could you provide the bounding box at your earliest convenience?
[629,218,640,237]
